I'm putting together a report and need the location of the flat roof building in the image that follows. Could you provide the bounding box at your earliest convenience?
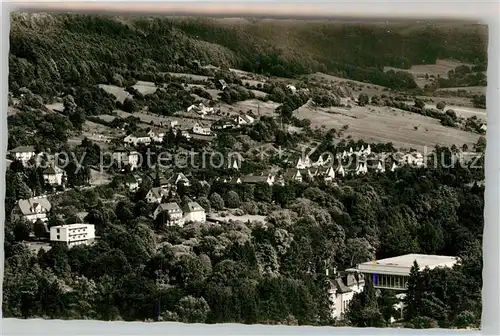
[346,254,458,290]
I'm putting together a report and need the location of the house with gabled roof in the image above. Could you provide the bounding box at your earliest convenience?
[336,164,346,177]
[187,102,214,116]
[125,174,142,191]
[124,131,151,146]
[148,127,166,143]
[182,201,206,223]
[375,161,386,173]
[355,162,368,175]
[236,114,255,126]
[12,197,52,223]
[295,155,312,169]
[192,122,212,136]
[9,145,37,166]
[283,169,302,182]
[173,172,190,187]
[146,187,169,204]
[43,165,65,186]
[317,166,336,182]
[153,202,184,225]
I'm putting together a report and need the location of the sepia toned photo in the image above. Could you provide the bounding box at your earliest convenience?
[4,12,486,330]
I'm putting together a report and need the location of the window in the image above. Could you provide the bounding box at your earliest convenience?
[57,235,60,240]
[57,229,60,233]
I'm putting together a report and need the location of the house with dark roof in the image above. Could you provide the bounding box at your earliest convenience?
[146,187,169,204]
[43,165,65,186]
[283,169,302,182]
[123,131,151,146]
[182,201,206,223]
[9,145,37,166]
[173,173,190,187]
[153,202,184,225]
[327,271,365,321]
[125,175,141,191]
[240,174,274,186]
[216,79,228,91]
[12,197,52,223]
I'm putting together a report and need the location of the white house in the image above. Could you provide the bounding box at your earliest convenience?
[296,155,312,169]
[50,223,96,248]
[146,187,169,204]
[403,153,424,167]
[319,166,336,182]
[192,123,211,136]
[241,174,274,186]
[124,131,151,146]
[181,130,192,140]
[43,165,65,186]
[10,146,37,166]
[153,202,184,226]
[283,169,302,182]
[174,173,190,187]
[355,162,368,175]
[13,197,52,223]
[375,161,386,173]
[328,272,365,321]
[182,201,206,223]
[336,164,346,177]
[148,128,166,143]
[286,84,297,94]
[236,114,255,126]
[113,149,141,170]
[125,175,141,191]
[314,154,332,167]
[187,103,214,116]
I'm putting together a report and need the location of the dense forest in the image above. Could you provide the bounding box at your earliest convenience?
[9,13,487,95]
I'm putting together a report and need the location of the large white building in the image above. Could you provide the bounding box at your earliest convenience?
[153,202,184,226]
[50,223,96,248]
[182,201,206,223]
[346,254,459,291]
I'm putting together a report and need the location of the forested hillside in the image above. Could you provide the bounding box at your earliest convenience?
[9,13,487,95]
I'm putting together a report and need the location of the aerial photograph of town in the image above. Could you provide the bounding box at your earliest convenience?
[3,13,486,330]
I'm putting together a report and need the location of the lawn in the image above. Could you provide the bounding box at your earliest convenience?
[294,103,481,152]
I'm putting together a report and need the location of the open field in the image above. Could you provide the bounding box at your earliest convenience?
[133,81,157,95]
[423,103,487,122]
[384,59,474,88]
[219,99,281,117]
[96,114,117,123]
[114,110,208,129]
[67,120,124,148]
[44,102,64,113]
[304,72,387,95]
[166,72,210,82]
[294,104,481,152]
[436,86,486,94]
[98,84,132,103]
